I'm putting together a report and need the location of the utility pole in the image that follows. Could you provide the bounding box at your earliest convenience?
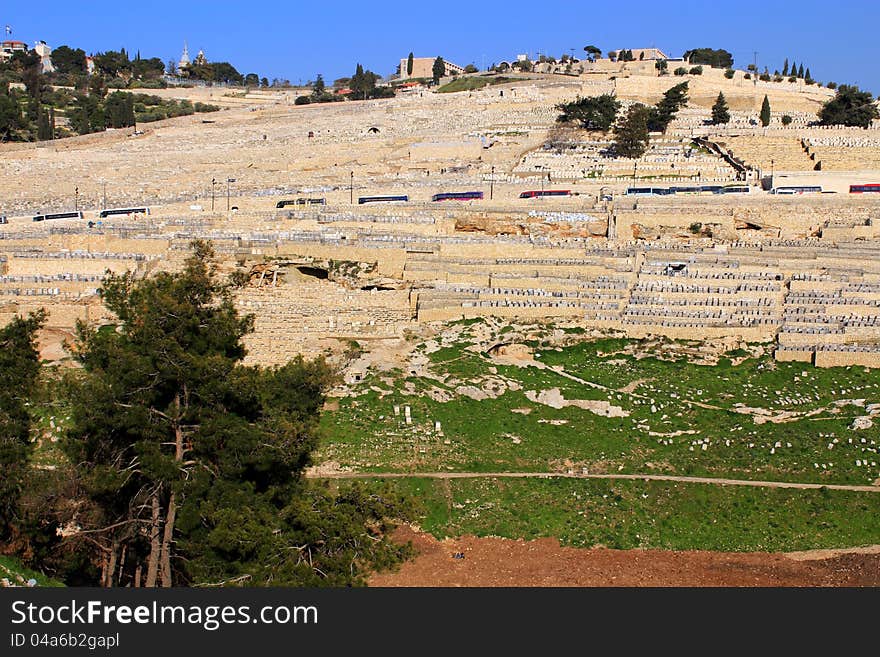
[226,178,235,211]
[102,181,107,210]
[490,165,495,200]
[350,171,354,204]
[211,178,216,211]
[753,51,758,86]
[75,186,78,212]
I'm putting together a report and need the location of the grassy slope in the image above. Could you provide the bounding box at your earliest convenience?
[370,476,880,552]
[318,323,880,550]
[319,332,880,485]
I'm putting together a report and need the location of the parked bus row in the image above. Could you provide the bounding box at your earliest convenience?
[275,190,577,206]
[29,207,151,222]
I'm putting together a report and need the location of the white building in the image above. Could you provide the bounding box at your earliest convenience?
[34,40,55,74]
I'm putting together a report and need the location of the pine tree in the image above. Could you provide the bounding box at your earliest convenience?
[59,241,411,587]
[782,58,789,76]
[711,91,730,124]
[647,81,689,132]
[760,95,771,127]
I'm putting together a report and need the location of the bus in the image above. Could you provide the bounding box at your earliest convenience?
[669,185,723,195]
[771,186,822,195]
[715,185,753,195]
[850,184,880,194]
[519,190,571,199]
[32,211,84,222]
[431,191,484,202]
[624,187,674,197]
[357,195,409,204]
[276,198,327,208]
[98,207,150,218]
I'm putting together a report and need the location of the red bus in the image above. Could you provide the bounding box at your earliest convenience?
[850,184,880,194]
[519,190,572,199]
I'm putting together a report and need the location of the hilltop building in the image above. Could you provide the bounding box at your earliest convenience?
[0,40,27,62]
[614,47,670,61]
[34,40,55,73]
[398,56,466,80]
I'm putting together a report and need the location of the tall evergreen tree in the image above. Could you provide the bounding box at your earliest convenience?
[312,73,326,97]
[760,95,771,126]
[37,108,52,140]
[406,52,414,76]
[805,68,812,81]
[782,58,789,76]
[797,63,805,78]
[0,310,46,541]
[647,81,689,132]
[790,61,797,77]
[432,56,445,84]
[711,91,730,124]
[613,103,651,158]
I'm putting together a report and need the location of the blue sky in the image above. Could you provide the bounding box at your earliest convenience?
[4,0,879,93]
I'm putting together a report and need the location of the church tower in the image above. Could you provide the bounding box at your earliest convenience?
[178,41,190,72]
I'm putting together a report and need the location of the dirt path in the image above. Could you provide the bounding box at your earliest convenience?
[369,526,880,587]
[308,470,880,493]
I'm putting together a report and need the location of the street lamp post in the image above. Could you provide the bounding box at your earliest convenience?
[490,165,495,200]
[211,178,216,211]
[75,186,79,212]
[226,178,236,211]
[350,171,354,205]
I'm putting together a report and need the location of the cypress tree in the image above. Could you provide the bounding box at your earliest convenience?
[805,68,812,81]
[37,108,52,140]
[797,63,804,78]
[782,58,789,76]
[406,52,414,76]
[760,95,771,127]
[790,61,797,77]
[613,103,651,158]
[711,91,730,124]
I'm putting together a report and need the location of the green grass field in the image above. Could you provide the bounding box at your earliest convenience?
[363,476,880,552]
[318,324,880,486]
[437,76,519,93]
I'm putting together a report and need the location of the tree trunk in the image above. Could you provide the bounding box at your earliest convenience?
[134,565,142,588]
[159,491,177,587]
[145,490,161,587]
[104,541,119,588]
[118,544,127,586]
[159,393,186,587]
